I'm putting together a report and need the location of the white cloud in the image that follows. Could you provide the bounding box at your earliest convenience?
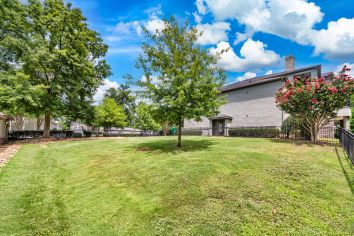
[106,5,164,42]
[106,21,142,42]
[198,0,323,45]
[145,18,165,33]
[197,0,354,59]
[94,79,119,103]
[235,72,256,81]
[335,63,354,77]
[144,4,163,18]
[141,75,160,85]
[265,70,273,75]
[114,21,142,35]
[141,75,155,82]
[196,0,208,15]
[144,4,165,34]
[234,32,253,45]
[209,39,280,72]
[310,18,354,59]
[193,12,202,23]
[196,22,230,45]
[108,46,141,56]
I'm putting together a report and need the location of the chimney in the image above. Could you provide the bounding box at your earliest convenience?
[285,55,295,71]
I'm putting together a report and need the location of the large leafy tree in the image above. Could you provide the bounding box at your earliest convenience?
[276,66,354,142]
[0,0,110,137]
[135,102,160,131]
[0,0,28,72]
[104,74,136,126]
[95,98,127,130]
[0,0,37,128]
[0,71,46,130]
[137,17,226,147]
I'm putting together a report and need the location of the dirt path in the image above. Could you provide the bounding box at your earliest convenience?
[0,143,22,167]
[0,137,125,167]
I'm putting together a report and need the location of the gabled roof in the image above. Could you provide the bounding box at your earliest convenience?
[220,65,322,93]
[322,72,334,79]
[210,113,233,120]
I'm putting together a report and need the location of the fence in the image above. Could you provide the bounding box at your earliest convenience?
[103,130,159,137]
[338,128,354,164]
[183,126,339,144]
[181,127,212,136]
[8,130,75,140]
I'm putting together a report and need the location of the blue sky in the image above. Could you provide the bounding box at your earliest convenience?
[69,0,354,100]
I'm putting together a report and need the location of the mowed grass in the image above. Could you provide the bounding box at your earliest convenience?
[0,137,353,235]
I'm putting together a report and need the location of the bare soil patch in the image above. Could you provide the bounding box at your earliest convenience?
[137,147,153,152]
[0,137,123,167]
[0,143,22,167]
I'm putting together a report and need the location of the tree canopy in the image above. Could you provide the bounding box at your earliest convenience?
[134,102,160,131]
[137,17,226,147]
[0,0,110,137]
[104,74,136,126]
[95,98,127,130]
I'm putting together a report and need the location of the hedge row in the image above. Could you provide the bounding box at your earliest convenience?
[228,128,280,138]
[9,130,75,140]
[181,130,203,136]
[103,132,140,137]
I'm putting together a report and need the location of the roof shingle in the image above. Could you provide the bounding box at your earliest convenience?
[220,65,322,93]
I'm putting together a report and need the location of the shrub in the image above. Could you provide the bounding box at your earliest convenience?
[281,116,297,135]
[103,131,140,137]
[280,117,311,140]
[228,127,280,138]
[181,129,203,136]
[72,132,82,138]
[83,130,92,137]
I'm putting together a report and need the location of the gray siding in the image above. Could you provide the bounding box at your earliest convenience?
[184,80,284,128]
[184,68,320,129]
[223,81,284,127]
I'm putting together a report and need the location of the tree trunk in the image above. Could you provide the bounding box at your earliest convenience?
[43,113,51,138]
[14,115,24,131]
[310,124,319,142]
[163,122,168,136]
[36,117,43,131]
[177,122,182,147]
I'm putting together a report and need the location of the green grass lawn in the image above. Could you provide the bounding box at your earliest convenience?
[0,137,353,235]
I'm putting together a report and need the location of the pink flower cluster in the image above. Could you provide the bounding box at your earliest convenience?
[276,66,353,108]
[311,98,318,104]
[328,86,337,94]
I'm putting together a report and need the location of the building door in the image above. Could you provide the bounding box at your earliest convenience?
[212,120,225,136]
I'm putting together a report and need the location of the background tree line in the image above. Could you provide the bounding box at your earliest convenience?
[0,0,160,134]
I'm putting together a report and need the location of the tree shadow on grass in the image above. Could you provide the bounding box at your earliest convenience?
[270,138,336,147]
[335,146,354,196]
[135,138,215,154]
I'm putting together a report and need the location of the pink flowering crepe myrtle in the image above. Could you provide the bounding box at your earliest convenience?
[275,66,354,142]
